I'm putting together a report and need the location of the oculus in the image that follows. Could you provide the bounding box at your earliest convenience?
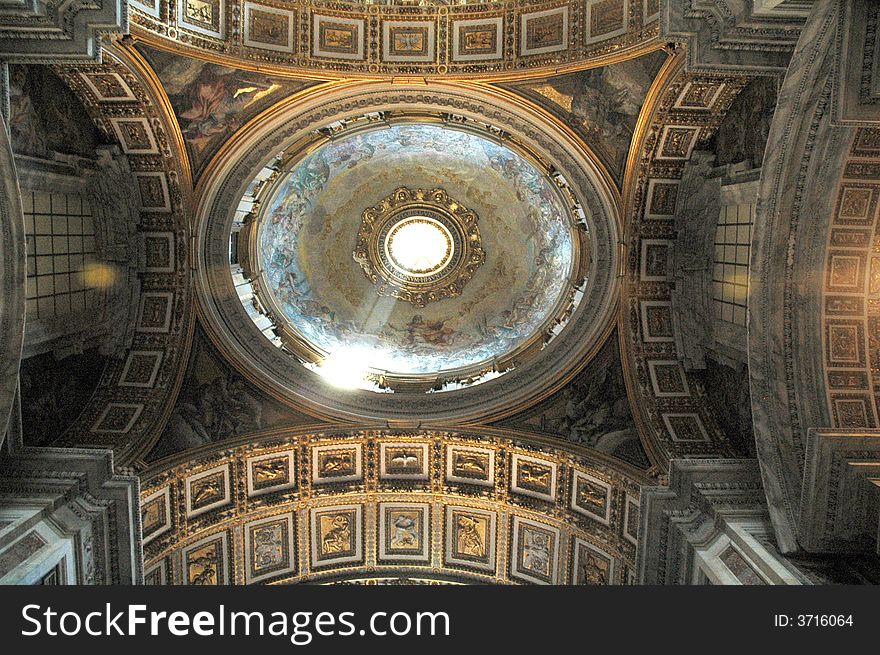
[353,187,486,307]
[386,217,452,276]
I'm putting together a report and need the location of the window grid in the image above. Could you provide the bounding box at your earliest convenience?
[23,190,98,321]
[712,202,753,327]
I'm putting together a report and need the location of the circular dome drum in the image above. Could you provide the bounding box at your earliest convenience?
[195,82,621,423]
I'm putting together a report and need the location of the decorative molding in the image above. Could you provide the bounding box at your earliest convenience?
[833,0,880,125]
[127,0,661,80]
[661,0,806,74]
[0,447,142,584]
[352,187,486,308]
[799,428,880,554]
[139,426,647,585]
[637,459,806,585]
[0,0,128,64]
[620,50,751,472]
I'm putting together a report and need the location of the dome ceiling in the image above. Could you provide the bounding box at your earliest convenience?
[255,123,578,385]
[196,82,620,423]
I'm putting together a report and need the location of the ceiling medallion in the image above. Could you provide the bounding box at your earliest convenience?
[353,187,486,308]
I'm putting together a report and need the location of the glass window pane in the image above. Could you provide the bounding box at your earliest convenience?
[33,192,50,214]
[36,255,52,275]
[722,303,734,323]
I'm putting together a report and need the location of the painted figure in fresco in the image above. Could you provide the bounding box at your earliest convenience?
[7,66,46,156]
[156,374,264,456]
[257,123,573,374]
[488,152,528,202]
[279,271,311,298]
[328,138,377,169]
[7,65,100,158]
[570,67,642,144]
[479,284,541,342]
[714,77,776,168]
[391,514,420,548]
[548,362,634,448]
[177,65,280,154]
[456,516,485,558]
[322,515,352,554]
[403,315,455,346]
[517,53,664,178]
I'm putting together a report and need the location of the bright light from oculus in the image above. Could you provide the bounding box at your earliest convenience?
[316,349,372,390]
[385,217,453,276]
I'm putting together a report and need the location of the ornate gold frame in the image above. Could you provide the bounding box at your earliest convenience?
[126,3,664,84]
[353,186,486,308]
[140,424,650,585]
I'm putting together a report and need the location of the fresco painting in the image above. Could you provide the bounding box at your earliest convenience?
[136,45,313,176]
[259,124,575,375]
[509,50,667,183]
[8,65,105,158]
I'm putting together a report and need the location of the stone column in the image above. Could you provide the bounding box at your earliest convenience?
[0,113,25,451]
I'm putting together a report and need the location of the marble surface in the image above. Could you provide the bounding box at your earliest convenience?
[748,1,847,553]
[0,114,26,449]
[663,0,805,73]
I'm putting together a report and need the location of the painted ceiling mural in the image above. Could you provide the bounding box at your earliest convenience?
[135,44,316,177]
[147,324,319,463]
[498,329,649,470]
[10,0,880,589]
[19,348,109,448]
[711,76,778,169]
[7,64,108,159]
[258,124,577,376]
[503,49,667,184]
